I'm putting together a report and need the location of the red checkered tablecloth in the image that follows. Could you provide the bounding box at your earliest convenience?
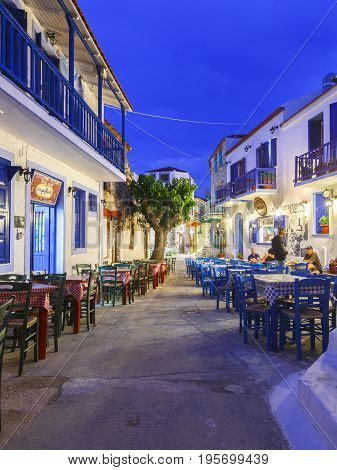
[99,269,130,285]
[0,283,56,311]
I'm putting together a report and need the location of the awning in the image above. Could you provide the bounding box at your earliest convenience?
[185,220,201,227]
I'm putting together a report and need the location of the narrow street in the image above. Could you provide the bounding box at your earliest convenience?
[3,258,289,450]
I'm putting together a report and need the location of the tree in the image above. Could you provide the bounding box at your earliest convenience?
[130,174,196,260]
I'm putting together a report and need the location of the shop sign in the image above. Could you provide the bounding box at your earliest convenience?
[281,202,306,214]
[254,197,268,217]
[31,171,62,206]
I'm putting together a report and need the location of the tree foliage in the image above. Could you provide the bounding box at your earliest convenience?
[130,174,196,232]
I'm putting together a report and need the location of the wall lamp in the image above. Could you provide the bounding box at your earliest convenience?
[270,125,279,134]
[323,188,336,207]
[244,145,252,152]
[19,167,32,184]
[101,198,107,208]
[47,31,57,46]
[68,186,78,198]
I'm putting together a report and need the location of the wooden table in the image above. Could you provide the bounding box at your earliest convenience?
[65,275,89,334]
[0,283,57,360]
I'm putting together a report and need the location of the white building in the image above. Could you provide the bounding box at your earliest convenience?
[0,0,132,275]
[217,75,337,265]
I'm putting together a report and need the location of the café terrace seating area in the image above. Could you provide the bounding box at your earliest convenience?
[186,257,336,360]
[0,256,176,429]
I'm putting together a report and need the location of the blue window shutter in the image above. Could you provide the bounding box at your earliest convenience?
[74,189,86,248]
[330,103,337,141]
[74,191,81,249]
[256,146,262,167]
[271,138,277,167]
[231,162,237,181]
[0,159,11,264]
[88,193,97,213]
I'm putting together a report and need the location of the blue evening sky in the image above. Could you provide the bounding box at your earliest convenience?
[79,0,337,195]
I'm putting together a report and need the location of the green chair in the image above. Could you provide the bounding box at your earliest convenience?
[76,264,92,275]
[80,270,98,330]
[99,266,124,307]
[2,282,37,376]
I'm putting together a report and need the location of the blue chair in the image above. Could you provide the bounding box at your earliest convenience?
[279,278,330,360]
[210,266,233,311]
[266,262,289,274]
[200,264,213,297]
[236,275,271,348]
[295,262,309,273]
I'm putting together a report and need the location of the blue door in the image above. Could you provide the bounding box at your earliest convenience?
[32,204,55,273]
[0,161,10,265]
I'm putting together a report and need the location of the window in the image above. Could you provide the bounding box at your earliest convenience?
[218,150,223,167]
[314,192,329,234]
[74,188,86,249]
[88,193,97,214]
[249,217,274,244]
[308,113,323,152]
[159,173,169,182]
[231,158,245,181]
[0,158,11,264]
[213,157,218,172]
[256,139,277,168]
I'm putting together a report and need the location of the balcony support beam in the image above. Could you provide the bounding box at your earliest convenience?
[97,66,103,122]
[57,0,100,68]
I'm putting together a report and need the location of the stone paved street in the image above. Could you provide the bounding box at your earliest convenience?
[1,259,294,450]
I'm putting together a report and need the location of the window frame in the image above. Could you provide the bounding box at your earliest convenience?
[0,150,14,273]
[88,192,98,217]
[313,191,330,236]
[72,184,88,254]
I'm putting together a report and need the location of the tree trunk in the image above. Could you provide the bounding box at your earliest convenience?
[151,228,168,261]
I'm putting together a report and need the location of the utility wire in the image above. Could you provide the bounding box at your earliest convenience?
[106,104,242,126]
[110,107,203,162]
[197,0,337,190]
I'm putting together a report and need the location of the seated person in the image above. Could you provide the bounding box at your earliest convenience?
[262,248,275,263]
[303,246,323,273]
[248,248,260,263]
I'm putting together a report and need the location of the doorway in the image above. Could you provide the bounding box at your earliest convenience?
[235,213,243,256]
[32,204,56,273]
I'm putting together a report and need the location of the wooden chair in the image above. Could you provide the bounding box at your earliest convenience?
[0,274,27,282]
[1,282,37,376]
[80,270,98,331]
[76,264,92,275]
[0,298,15,432]
[237,275,271,348]
[99,266,123,306]
[279,278,331,360]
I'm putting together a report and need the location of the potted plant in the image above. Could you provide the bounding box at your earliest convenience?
[319,215,329,234]
[329,258,337,274]
[237,252,244,260]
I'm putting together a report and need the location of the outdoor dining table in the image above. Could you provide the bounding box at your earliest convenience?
[150,262,167,288]
[65,275,89,334]
[0,282,57,360]
[254,274,311,351]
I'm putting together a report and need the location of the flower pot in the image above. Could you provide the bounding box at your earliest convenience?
[320,224,329,234]
[263,184,273,189]
[329,263,337,274]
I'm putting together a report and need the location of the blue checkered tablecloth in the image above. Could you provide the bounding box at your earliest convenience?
[254,274,325,306]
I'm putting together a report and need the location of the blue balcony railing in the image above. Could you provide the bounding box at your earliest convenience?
[0,4,124,173]
[233,168,276,197]
[295,140,337,184]
[215,182,233,204]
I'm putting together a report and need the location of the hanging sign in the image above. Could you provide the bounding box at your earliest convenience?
[31,171,62,206]
[254,197,268,217]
